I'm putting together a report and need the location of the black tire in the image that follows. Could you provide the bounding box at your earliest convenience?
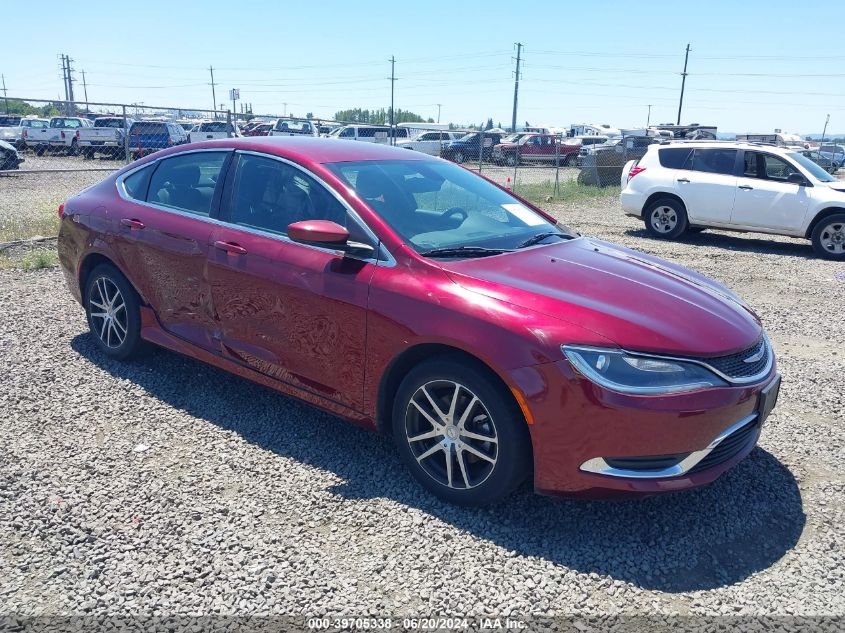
[562,154,573,166]
[35,145,46,156]
[810,213,845,261]
[84,264,145,360]
[82,148,94,160]
[505,153,517,167]
[67,138,79,156]
[392,357,532,506]
[453,151,465,164]
[644,197,689,240]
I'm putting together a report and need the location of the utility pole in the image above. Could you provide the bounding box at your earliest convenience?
[209,66,218,120]
[389,55,396,146]
[436,103,442,124]
[677,43,690,125]
[283,102,287,116]
[511,43,523,133]
[81,69,89,113]
[66,56,76,114]
[1,74,8,114]
[60,55,70,113]
[646,104,652,128]
[820,114,830,145]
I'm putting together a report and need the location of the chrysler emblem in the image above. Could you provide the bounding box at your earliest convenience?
[743,347,765,364]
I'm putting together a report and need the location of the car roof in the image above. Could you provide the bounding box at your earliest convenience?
[166,136,437,164]
[654,141,799,154]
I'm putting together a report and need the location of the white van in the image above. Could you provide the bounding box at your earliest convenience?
[328,125,410,144]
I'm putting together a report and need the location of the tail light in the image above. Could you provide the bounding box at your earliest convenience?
[75,130,80,139]
[23,129,28,139]
[61,131,66,139]
[628,165,646,182]
[58,203,65,218]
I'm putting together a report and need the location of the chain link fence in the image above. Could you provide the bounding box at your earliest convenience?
[1,97,617,248]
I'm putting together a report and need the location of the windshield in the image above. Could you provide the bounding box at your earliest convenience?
[457,133,477,142]
[326,159,570,255]
[0,116,22,127]
[786,152,836,182]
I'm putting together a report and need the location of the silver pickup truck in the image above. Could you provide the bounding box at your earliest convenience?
[77,117,134,158]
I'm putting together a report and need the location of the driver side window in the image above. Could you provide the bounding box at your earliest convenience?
[222,154,355,239]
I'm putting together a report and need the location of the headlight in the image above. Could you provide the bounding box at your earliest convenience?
[562,345,727,394]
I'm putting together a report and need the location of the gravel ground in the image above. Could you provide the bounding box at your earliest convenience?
[0,190,843,626]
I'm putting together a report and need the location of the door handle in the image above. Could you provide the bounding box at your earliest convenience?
[214,240,247,255]
[120,218,145,229]
[738,185,754,190]
[677,178,690,183]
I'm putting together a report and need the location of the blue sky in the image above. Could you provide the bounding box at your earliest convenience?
[4,0,844,133]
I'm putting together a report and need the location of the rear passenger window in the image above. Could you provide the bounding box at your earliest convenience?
[692,149,737,175]
[147,152,229,216]
[659,147,693,169]
[123,165,154,200]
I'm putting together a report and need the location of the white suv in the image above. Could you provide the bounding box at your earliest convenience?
[620,142,845,260]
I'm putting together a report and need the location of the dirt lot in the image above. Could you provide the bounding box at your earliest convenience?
[0,177,843,626]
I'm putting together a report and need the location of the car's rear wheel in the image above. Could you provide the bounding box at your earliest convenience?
[67,138,79,156]
[505,153,517,167]
[644,197,688,239]
[84,264,144,360]
[392,358,531,506]
[811,213,845,260]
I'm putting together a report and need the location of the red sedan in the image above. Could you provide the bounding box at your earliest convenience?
[57,137,780,505]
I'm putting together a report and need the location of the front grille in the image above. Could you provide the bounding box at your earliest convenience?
[690,336,770,381]
[689,418,760,474]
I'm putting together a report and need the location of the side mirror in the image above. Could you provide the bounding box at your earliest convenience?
[787,173,807,186]
[287,220,375,258]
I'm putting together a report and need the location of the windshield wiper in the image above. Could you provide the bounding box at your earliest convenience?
[418,246,515,258]
[516,231,570,249]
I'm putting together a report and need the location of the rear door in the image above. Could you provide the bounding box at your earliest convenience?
[730,151,809,231]
[112,150,233,350]
[205,151,379,411]
[675,147,739,224]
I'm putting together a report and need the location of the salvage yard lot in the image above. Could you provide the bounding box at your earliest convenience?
[0,191,843,620]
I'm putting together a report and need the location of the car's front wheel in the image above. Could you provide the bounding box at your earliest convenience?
[453,151,465,164]
[84,264,144,360]
[392,358,531,506]
[644,197,688,239]
[811,213,845,260]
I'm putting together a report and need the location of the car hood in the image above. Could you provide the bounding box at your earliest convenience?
[818,181,845,194]
[441,238,762,357]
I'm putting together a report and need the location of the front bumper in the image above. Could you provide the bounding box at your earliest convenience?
[508,359,779,497]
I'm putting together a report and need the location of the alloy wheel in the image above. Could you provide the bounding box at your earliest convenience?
[650,205,678,233]
[88,276,128,349]
[819,220,845,255]
[404,380,498,490]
